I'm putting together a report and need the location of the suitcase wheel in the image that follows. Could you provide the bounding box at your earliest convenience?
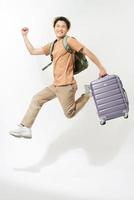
[100,119,106,125]
[124,113,128,119]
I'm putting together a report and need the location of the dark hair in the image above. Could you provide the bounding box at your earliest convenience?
[53,16,71,30]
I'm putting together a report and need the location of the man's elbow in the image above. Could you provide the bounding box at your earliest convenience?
[80,47,87,55]
[29,48,44,55]
[29,48,36,55]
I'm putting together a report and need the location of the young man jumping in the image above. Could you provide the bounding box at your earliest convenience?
[9,16,107,139]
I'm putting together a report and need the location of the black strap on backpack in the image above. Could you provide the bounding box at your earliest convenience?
[42,36,88,74]
[42,39,57,71]
[42,36,73,71]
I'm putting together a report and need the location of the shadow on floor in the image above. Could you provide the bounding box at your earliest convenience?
[14,111,133,173]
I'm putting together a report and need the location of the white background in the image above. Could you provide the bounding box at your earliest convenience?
[0,0,134,199]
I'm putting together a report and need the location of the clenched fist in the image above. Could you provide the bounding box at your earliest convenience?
[21,27,29,36]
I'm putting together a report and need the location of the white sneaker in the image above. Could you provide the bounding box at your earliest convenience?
[84,84,91,96]
[9,125,32,139]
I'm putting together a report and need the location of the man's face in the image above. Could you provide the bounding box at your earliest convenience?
[54,20,69,39]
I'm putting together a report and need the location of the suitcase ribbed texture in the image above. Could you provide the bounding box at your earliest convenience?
[90,75,129,124]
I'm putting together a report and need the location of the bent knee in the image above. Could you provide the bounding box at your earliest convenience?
[32,95,42,105]
[32,94,39,102]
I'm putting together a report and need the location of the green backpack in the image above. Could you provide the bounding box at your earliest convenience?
[42,35,88,75]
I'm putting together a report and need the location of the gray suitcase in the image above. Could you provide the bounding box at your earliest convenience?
[90,74,129,125]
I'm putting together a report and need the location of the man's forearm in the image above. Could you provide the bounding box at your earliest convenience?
[90,54,105,70]
[86,50,105,70]
[22,35,34,54]
[82,47,105,71]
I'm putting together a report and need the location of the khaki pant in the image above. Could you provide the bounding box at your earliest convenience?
[21,83,90,128]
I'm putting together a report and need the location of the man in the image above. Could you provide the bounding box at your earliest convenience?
[9,16,107,139]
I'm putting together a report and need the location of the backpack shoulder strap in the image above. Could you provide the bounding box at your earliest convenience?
[63,35,74,54]
[42,39,57,71]
[49,39,57,61]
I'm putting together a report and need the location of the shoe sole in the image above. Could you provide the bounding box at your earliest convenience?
[9,133,32,139]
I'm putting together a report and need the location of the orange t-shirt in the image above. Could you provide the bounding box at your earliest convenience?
[42,36,84,86]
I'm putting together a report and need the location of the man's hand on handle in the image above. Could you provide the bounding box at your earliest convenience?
[99,68,108,78]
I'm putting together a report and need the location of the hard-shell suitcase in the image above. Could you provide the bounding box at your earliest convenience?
[90,74,129,125]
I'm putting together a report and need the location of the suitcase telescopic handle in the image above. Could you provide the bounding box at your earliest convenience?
[99,74,108,79]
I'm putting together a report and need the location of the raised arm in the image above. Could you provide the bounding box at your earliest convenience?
[21,27,45,55]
